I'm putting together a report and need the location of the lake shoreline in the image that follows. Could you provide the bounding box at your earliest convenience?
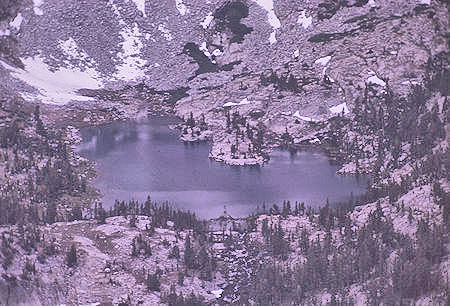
[76,118,368,219]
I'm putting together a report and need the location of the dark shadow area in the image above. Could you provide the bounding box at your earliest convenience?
[213,0,253,44]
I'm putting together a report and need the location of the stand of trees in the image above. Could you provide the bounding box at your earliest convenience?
[241,203,447,304]
[0,102,87,225]
[260,69,305,93]
[181,112,207,138]
[95,197,207,233]
[225,110,267,159]
[330,53,448,183]
[237,53,450,304]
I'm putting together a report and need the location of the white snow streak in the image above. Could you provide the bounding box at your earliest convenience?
[199,43,221,63]
[223,98,251,107]
[109,1,126,25]
[293,111,317,122]
[212,49,222,56]
[59,37,96,69]
[199,42,212,57]
[329,102,349,115]
[211,289,223,298]
[269,31,277,44]
[59,38,81,58]
[0,29,10,36]
[314,56,331,66]
[158,24,173,41]
[252,0,280,28]
[401,80,419,86]
[115,25,147,81]
[33,0,44,15]
[0,57,102,105]
[367,75,386,86]
[175,0,188,15]
[201,12,214,29]
[10,13,23,31]
[297,11,312,29]
[252,0,281,44]
[131,0,146,16]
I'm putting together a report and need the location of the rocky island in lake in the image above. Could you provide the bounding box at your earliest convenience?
[0,0,449,305]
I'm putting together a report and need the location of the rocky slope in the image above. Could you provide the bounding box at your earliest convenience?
[0,0,449,305]
[0,186,448,305]
[0,0,448,164]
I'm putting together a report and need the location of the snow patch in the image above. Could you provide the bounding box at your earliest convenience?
[293,111,317,122]
[297,11,312,29]
[212,49,222,56]
[269,31,277,44]
[418,0,430,5]
[158,24,173,41]
[0,29,10,36]
[293,49,299,58]
[115,24,147,81]
[59,38,93,66]
[367,75,386,86]
[223,98,251,107]
[59,39,76,58]
[175,0,188,15]
[401,80,419,85]
[252,0,281,29]
[33,0,44,15]
[199,42,221,63]
[0,57,102,105]
[251,0,281,44]
[131,0,146,16]
[368,0,376,7]
[329,102,349,115]
[314,56,331,66]
[10,13,23,31]
[201,12,214,29]
[199,42,211,57]
[109,1,126,25]
[211,289,223,298]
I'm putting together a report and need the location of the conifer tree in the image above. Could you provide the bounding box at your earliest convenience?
[183,236,195,269]
[66,244,77,267]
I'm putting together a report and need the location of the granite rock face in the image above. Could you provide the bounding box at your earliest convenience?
[0,2,449,304]
[0,0,448,164]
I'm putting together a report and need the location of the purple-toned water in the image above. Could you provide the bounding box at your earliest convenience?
[77,117,367,219]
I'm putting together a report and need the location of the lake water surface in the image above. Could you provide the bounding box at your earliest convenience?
[77,117,367,219]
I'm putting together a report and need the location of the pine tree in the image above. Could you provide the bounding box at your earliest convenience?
[177,271,184,286]
[281,127,293,144]
[96,203,107,224]
[183,236,195,269]
[169,245,180,259]
[66,244,77,267]
[46,202,57,224]
[198,247,212,280]
[131,238,138,257]
[34,105,47,137]
[186,112,195,127]
[146,272,160,291]
[129,214,137,227]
